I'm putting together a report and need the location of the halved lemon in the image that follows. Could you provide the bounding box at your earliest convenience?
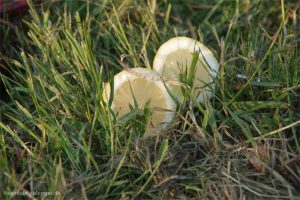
[103,67,176,130]
[153,37,219,103]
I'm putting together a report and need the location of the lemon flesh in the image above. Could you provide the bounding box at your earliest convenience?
[153,37,219,103]
[103,68,176,129]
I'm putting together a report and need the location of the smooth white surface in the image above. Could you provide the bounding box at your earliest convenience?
[153,37,220,103]
[104,68,176,128]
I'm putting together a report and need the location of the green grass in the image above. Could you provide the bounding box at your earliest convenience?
[0,0,299,199]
